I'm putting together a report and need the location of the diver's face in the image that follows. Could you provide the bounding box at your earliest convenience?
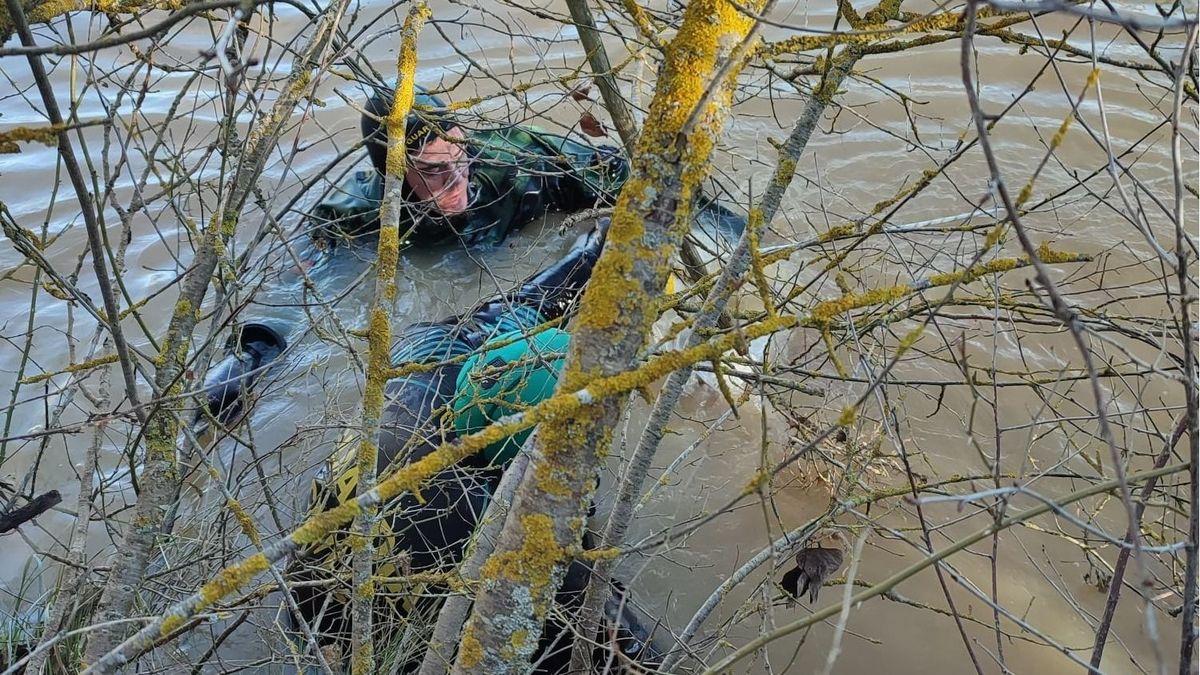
[407,126,469,216]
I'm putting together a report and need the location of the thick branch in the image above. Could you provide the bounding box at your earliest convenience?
[449,0,765,671]
[573,42,862,675]
[565,0,639,151]
[350,5,430,673]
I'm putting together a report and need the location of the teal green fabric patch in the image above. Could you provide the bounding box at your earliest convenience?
[451,327,571,466]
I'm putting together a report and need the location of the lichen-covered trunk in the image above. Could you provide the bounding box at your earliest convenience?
[82,158,233,670]
[81,9,345,665]
[351,4,429,673]
[572,45,864,674]
[448,0,764,671]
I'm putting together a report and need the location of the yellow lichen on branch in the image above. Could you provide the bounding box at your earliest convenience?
[225,498,261,547]
[0,0,186,40]
[0,124,63,153]
[349,5,429,672]
[810,246,1090,324]
[618,0,665,48]
[159,553,270,636]
[20,353,119,384]
[767,7,1001,57]
[811,284,911,323]
[1016,68,1099,208]
[81,0,354,665]
[478,513,561,613]
[382,3,430,180]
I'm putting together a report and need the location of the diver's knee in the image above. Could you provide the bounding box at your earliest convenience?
[197,323,287,424]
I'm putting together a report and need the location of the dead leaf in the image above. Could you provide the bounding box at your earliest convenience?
[782,547,844,603]
[570,83,593,102]
[580,111,606,137]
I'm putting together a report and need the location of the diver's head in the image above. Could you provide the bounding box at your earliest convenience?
[362,84,469,216]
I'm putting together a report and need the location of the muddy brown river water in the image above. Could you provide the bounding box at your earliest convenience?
[0,0,1196,672]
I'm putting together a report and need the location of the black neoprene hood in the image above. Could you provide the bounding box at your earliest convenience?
[361,83,458,176]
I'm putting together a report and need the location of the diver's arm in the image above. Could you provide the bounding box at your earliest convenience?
[511,127,630,212]
[522,127,747,246]
[307,165,475,249]
[693,192,748,243]
[465,223,606,337]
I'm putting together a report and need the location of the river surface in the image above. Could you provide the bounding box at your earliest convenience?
[0,0,1195,672]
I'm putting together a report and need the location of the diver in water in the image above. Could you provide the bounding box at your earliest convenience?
[286,224,665,672]
[198,83,746,427]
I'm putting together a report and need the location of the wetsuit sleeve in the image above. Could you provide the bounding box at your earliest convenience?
[384,225,595,374]
[692,192,748,244]
[461,224,605,341]
[518,128,630,211]
[307,169,388,240]
[504,127,746,247]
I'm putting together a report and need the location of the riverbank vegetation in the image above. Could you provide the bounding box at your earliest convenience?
[0,0,1195,672]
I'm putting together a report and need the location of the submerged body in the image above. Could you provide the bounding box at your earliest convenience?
[286,228,665,671]
[198,86,746,426]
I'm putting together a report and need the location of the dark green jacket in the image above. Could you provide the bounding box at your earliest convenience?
[310,125,628,246]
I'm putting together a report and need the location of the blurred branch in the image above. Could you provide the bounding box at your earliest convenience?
[0,489,61,534]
